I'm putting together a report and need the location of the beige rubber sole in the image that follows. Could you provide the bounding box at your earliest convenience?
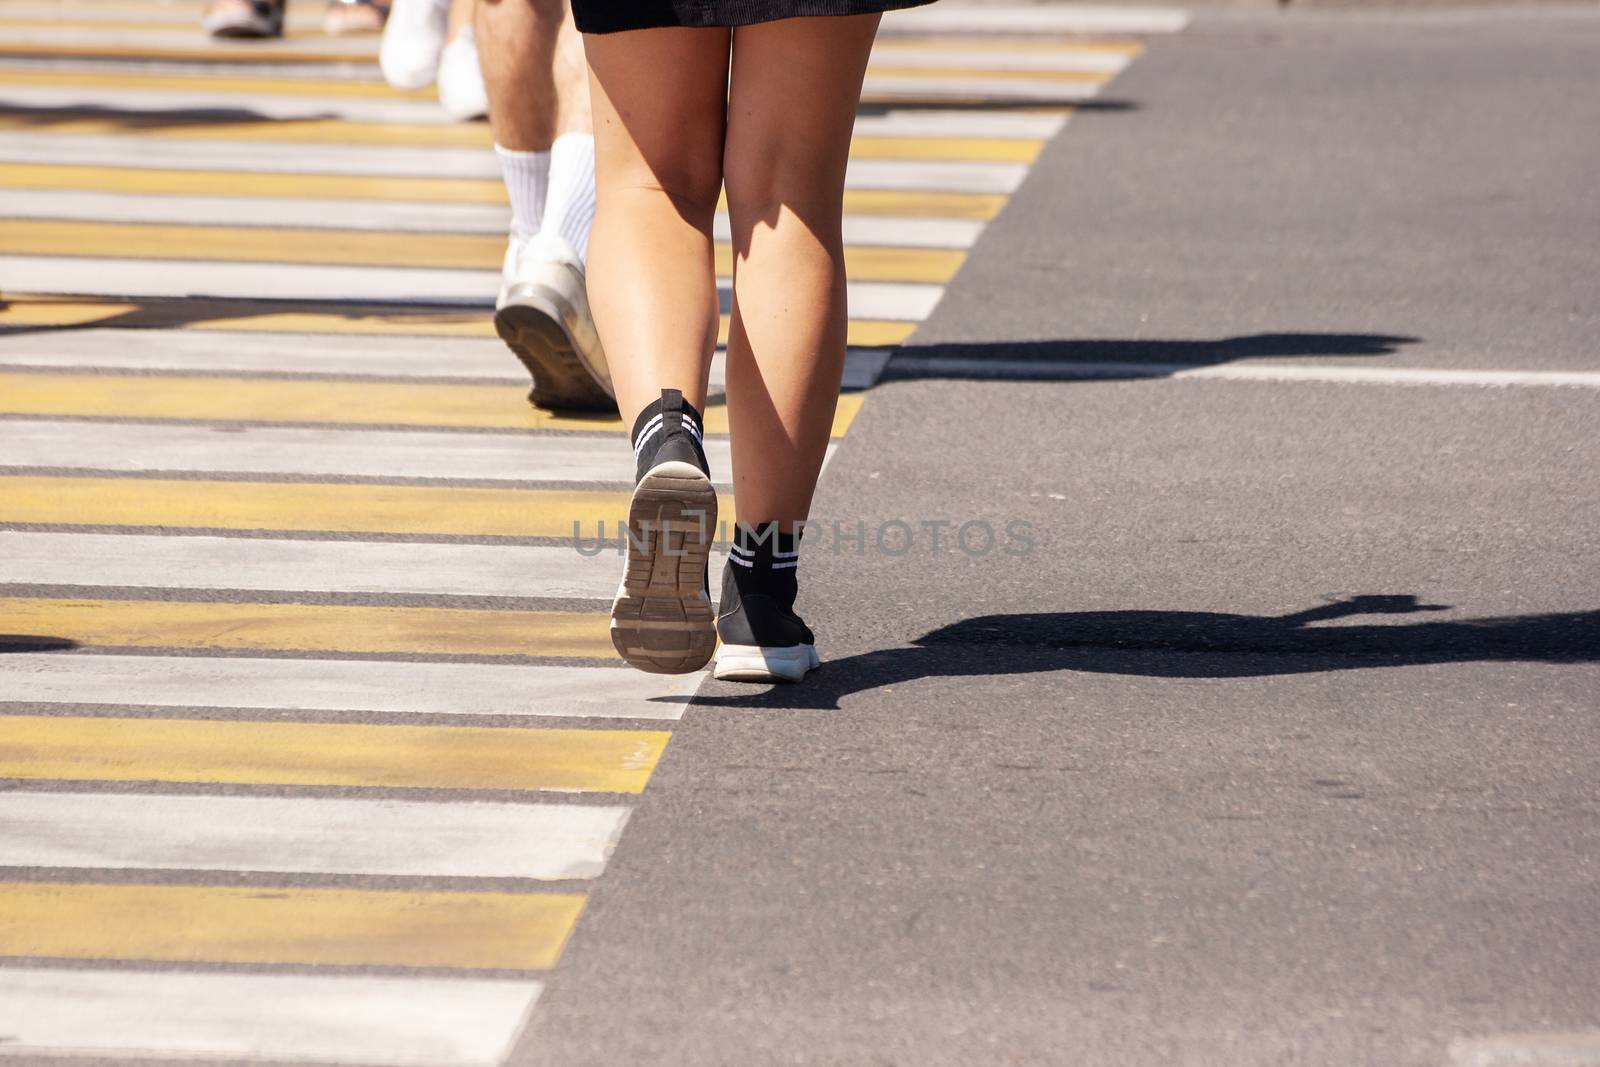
[494,298,614,414]
[610,461,718,675]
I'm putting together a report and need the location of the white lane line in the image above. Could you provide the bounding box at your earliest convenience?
[853,110,1066,140]
[0,329,891,389]
[1449,1031,1600,1067]
[0,84,470,126]
[0,420,734,484]
[0,968,539,1067]
[0,189,985,247]
[0,25,383,50]
[890,356,1600,389]
[884,3,1190,34]
[0,531,725,602]
[0,6,330,27]
[0,134,1027,190]
[0,256,945,319]
[0,653,701,721]
[0,790,629,879]
[862,73,1104,103]
[868,46,1131,74]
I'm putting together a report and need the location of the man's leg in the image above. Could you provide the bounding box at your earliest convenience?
[479,0,611,411]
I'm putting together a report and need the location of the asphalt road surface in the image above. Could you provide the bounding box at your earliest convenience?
[516,8,1600,1066]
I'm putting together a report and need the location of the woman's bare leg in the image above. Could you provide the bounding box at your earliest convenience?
[583,27,732,426]
[722,14,880,530]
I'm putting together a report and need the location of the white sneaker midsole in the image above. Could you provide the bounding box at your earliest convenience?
[713,643,820,683]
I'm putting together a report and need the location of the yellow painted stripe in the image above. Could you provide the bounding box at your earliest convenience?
[0,40,379,63]
[0,372,864,435]
[0,17,338,36]
[0,219,964,283]
[0,106,1035,159]
[0,68,430,101]
[0,64,1099,99]
[0,477,641,538]
[0,714,668,794]
[0,296,919,346]
[0,597,612,659]
[0,165,1005,219]
[0,882,584,970]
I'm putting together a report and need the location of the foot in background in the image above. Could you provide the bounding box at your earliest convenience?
[437,25,490,119]
[379,0,450,89]
[202,0,284,38]
[324,0,387,34]
[493,132,612,412]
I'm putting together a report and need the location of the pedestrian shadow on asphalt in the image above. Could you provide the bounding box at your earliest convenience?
[1,103,337,134]
[0,636,78,653]
[881,333,1420,383]
[689,595,1600,710]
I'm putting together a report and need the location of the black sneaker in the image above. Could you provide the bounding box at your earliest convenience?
[713,523,819,683]
[609,389,717,674]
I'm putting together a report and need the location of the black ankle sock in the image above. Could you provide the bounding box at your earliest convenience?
[728,521,800,607]
[631,388,708,480]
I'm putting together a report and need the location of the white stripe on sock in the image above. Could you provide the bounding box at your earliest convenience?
[494,144,549,242]
[770,561,798,570]
[544,132,596,264]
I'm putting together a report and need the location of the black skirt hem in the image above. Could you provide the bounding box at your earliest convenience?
[575,0,934,34]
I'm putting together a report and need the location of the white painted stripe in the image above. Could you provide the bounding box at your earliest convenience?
[0,653,702,721]
[0,328,891,389]
[854,109,1067,140]
[862,73,1104,103]
[0,968,539,1067]
[0,25,383,52]
[0,531,727,602]
[0,255,944,320]
[883,3,1190,34]
[890,356,1600,389]
[0,419,736,483]
[0,84,462,126]
[0,134,1026,191]
[867,46,1131,73]
[0,790,629,879]
[1449,1031,1600,1067]
[0,330,524,380]
[0,6,331,28]
[0,189,984,247]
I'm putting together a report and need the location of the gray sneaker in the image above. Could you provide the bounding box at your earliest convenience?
[493,233,615,413]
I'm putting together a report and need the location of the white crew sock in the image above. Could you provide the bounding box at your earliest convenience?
[543,132,597,263]
[495,144,550,242]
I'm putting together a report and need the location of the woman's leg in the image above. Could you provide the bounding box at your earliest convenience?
[721,14,880,530]
[583,27,732,426]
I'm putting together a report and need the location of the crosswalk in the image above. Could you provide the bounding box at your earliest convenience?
[0,2,1180,1061]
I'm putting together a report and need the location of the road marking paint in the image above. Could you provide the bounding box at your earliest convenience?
[1449,1031,1600,1067]
[0,294,915,346]
[0,655,701,720]
[0,160,1009,218]
[0,373,864,435]
[888,356,1600,389]
[866,44,1134,72]
[0,219,965,283]
[884,4,1190,33]
[0,532,712,603]
[0,968,541,1066]
[0,419,727,482]
[0,255,943,320]
[0,881,585,970]
[0,596,615,660]
[0,329,890,389]
[862,74,1103,102]
[0,189,988,247]
[0,713,672,788]
[0,131,1027,190]
[0,476,648,538]
[0,791,631,880]
[0,67,434,100]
